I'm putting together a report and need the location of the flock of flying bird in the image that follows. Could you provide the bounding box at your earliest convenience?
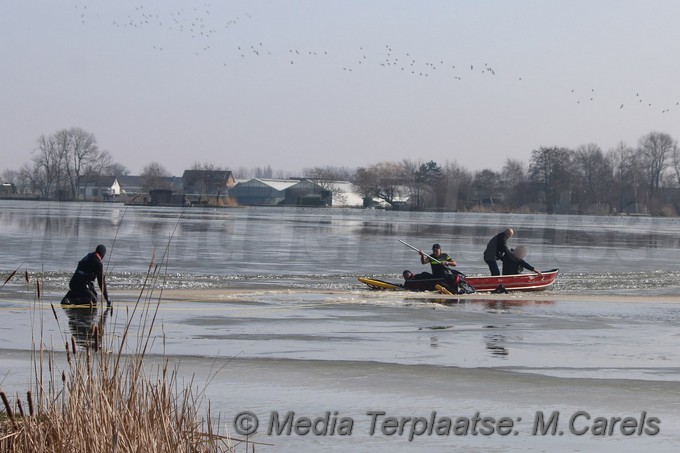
[72,3,679,116]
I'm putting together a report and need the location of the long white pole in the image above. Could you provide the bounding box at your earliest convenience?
[398,240,445,265]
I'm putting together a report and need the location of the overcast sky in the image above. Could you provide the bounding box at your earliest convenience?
[2,0,680,176]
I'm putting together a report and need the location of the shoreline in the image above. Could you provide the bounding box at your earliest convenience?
[100,287,680,304]
[3,287,680,309]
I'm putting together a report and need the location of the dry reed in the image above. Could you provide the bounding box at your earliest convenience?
[0,232,254,452]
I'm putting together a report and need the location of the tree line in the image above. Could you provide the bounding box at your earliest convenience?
[318,131,680,215]
[1,128,125,200]
[2,128,679,215]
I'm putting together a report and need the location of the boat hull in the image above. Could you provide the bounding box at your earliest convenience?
[357,277,403,290]
[465,269,559,292]
[358,269,559,293]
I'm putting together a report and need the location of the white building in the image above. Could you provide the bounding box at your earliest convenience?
[80,176,120,201]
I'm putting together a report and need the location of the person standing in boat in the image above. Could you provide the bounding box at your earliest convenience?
[501,246,542,276]
[483,228,513,276]
[419,243,457,278]
[62,244,111,307]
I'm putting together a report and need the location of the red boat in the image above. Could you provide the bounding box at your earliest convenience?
[465,268,559,292]
[358,269,559,293]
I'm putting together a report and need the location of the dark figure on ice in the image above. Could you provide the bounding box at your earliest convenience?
[61,244,111,307]
[483,228,513,276]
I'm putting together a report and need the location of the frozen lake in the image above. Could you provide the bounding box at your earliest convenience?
[1,200,679,451]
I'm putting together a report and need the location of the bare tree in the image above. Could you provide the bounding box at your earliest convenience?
[141,161,171,190]
[17,163,36,195]
[573,143,613,212]
[472,169,501,204]
[18,163,40,196]
[440,161,473,211]
[255,165,273,179]
[529,146,574,214]
[399,159,424,209]
[302,166,354,183]
[501,158,528,209]
[32,134,65,199]
[608,142,645,213]
[353,162,406,207]
[231,165,292,180]
[60,128,101,199]
[83,149,114,178]
[191,161,223,171]
[106,162,130,177]
[672,144,680,187]
[30,127,110,200]
[232,167,252,179]
[638,131,676,195]
[502,159,526,187]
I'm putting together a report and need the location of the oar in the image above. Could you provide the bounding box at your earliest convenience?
[399,240,447,266]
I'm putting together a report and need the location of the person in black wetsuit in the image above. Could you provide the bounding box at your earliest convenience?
[483,228,513,276]
[62,244,111,307]
[402,269,436,290]
[501,246,542,276]
[403,270,433,281]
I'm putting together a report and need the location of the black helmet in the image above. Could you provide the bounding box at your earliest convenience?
[95,244,106,258]
[432,243,441,250]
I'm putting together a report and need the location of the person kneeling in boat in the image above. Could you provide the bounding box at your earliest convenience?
[419,243,457,278]
[417,244,474,294]
[501,245,542,276]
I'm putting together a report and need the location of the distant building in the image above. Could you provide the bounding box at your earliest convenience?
[284,180,332,206]
[182,170,235,204]
[118,175,183,203]
[114,173,365,208]
[0,182,16,196]
[229,178,365,207]
[229,178,300,206]
[79,176,120,201]
[149,189,174,205]
[116,175,145,197]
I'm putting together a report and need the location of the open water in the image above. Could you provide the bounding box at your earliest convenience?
[1,200,679,452]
